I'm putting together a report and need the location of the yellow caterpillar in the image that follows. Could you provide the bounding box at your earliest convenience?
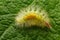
[15,5,51,28]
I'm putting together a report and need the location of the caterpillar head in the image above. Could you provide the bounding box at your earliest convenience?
[15,6,51,28]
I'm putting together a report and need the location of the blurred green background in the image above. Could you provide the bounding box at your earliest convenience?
[0,0,60,40]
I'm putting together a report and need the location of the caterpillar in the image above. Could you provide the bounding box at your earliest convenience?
[15,5,51,28]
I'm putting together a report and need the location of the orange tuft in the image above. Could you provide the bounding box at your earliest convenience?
[24,13,37,20]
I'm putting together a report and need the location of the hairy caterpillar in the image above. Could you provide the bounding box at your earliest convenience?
[15,5,51,28]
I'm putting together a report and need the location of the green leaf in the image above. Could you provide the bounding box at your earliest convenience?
[0,0,60,40]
